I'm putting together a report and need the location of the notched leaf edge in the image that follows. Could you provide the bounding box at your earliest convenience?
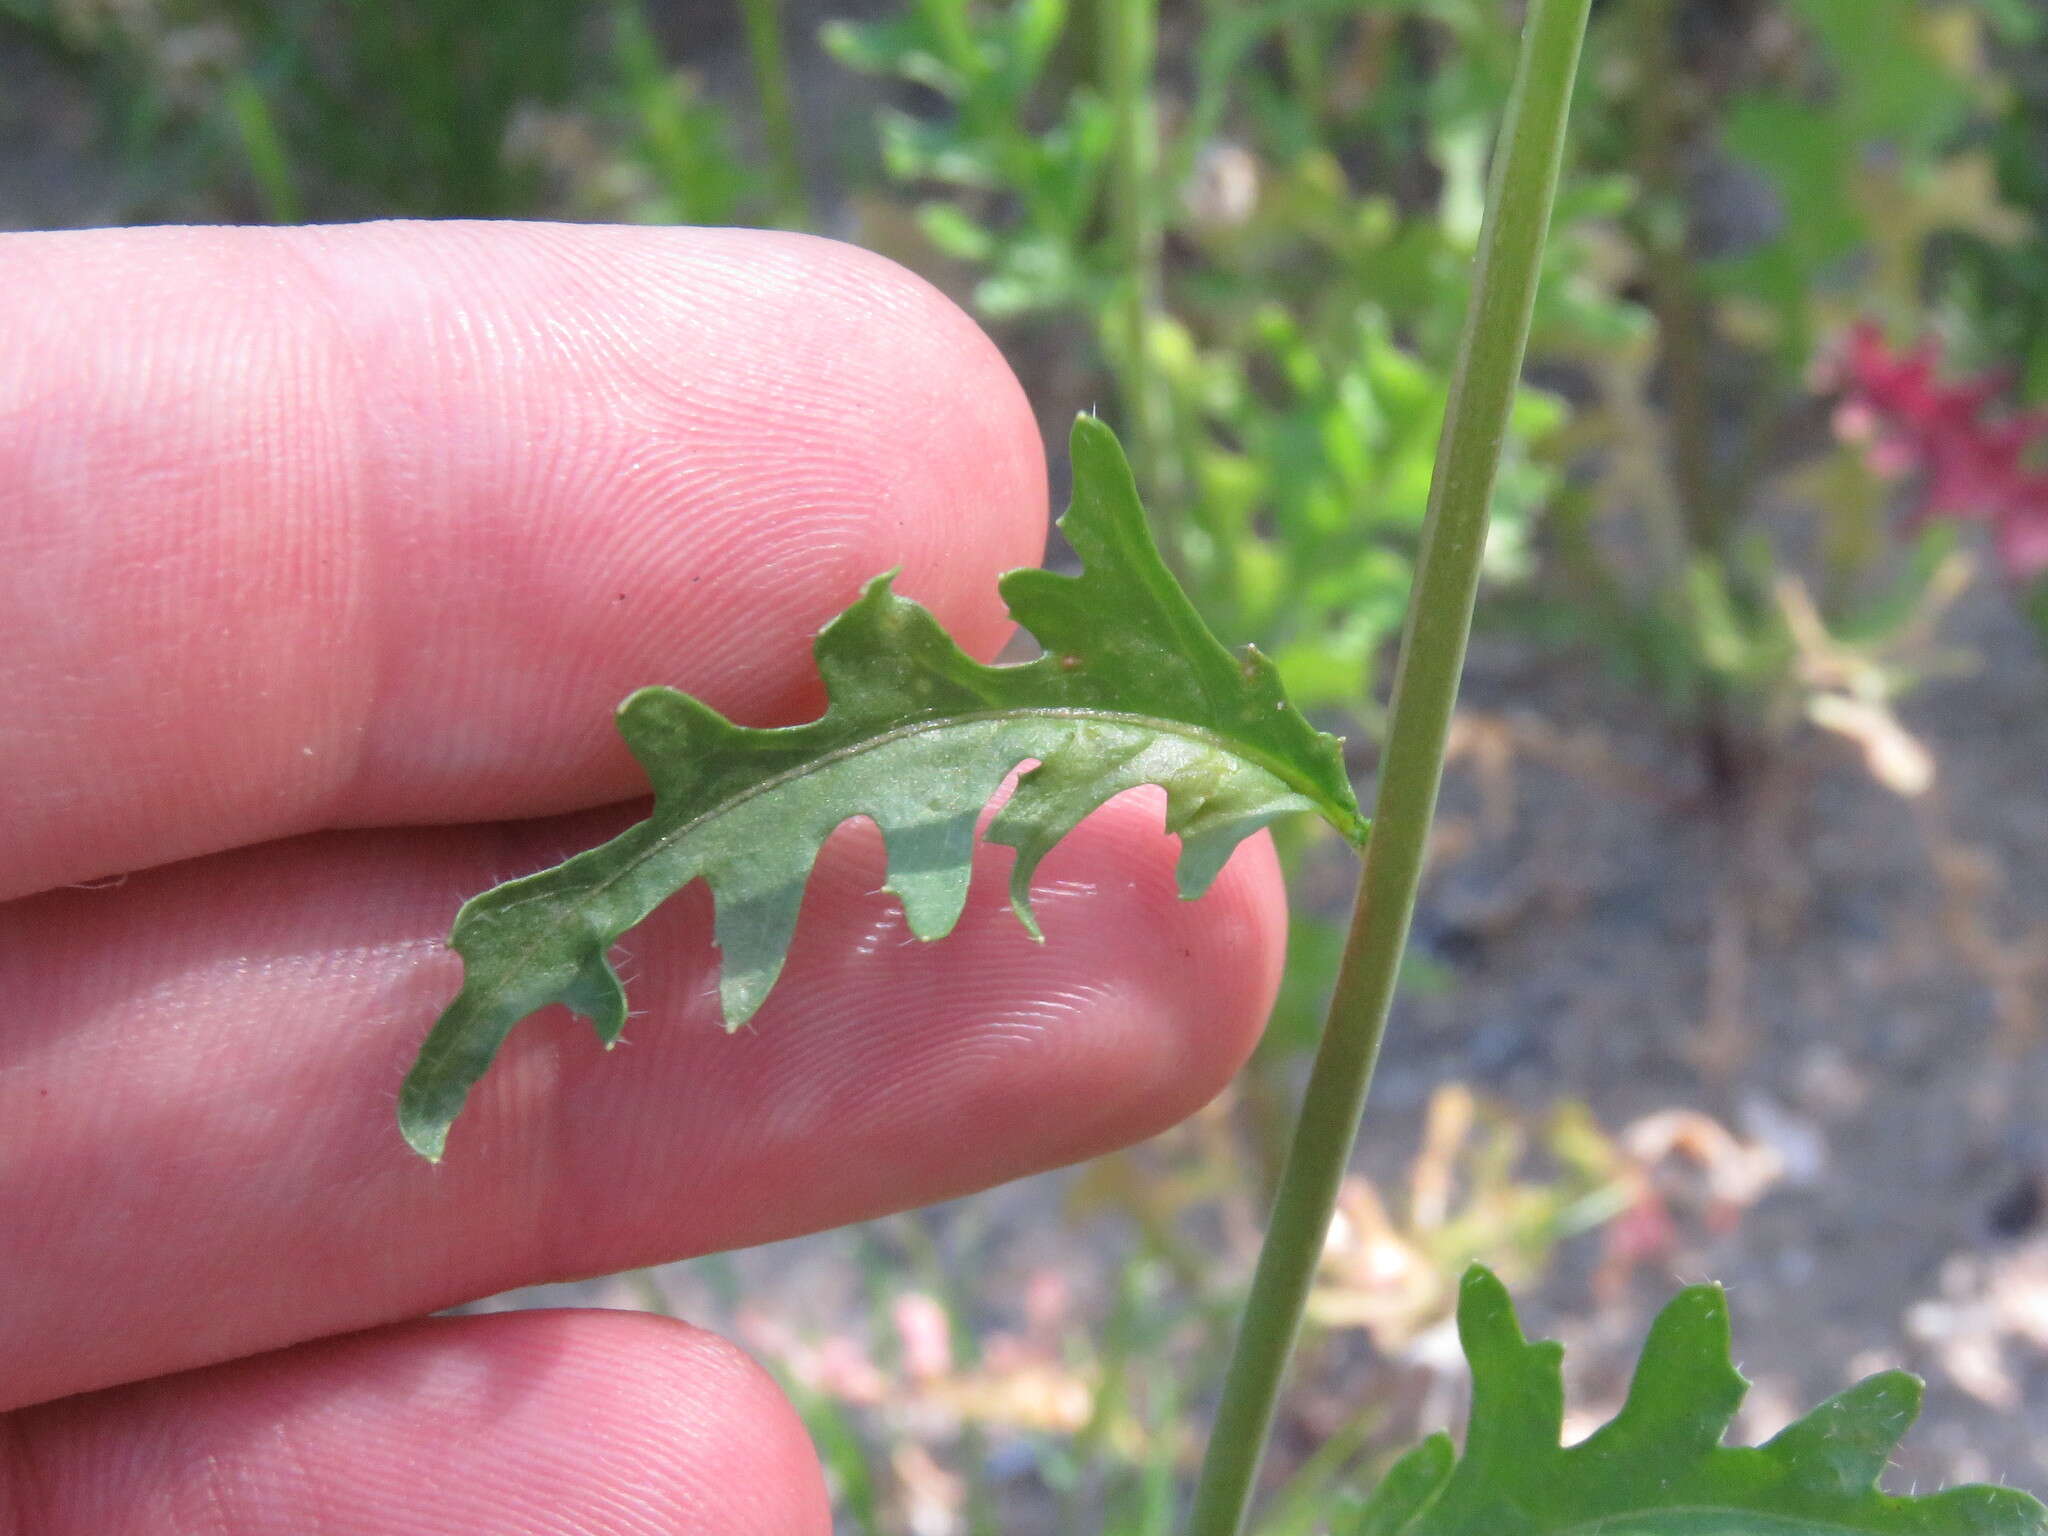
[1346,1264,2048,1535]
[399,416,1365,1159]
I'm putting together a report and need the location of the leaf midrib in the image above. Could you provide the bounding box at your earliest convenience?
[481,702,1359,927]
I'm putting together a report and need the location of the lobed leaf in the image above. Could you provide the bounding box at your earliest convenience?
[1346,1266,2048,1536]
[399,416,1365,1158]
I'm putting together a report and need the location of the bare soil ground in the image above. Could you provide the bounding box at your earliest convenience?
[1394,577,2048,1492]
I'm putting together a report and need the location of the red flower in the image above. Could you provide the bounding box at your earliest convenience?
[1830,321,2048,581]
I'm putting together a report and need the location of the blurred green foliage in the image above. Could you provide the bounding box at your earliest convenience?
[1540,0,2047,746]
[6,0,581,216]
[11,0,2034,683]
[1932,5,2048,401]
[827,0,1622,719]
[1,0,775,223]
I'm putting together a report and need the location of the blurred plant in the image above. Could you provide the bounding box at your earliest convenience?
[1313,1090,1616,1350]
[505,5,764,228]
[1552,0,2044,774]
[821,0,1114,318]
[1828,319,2048,638]
[6,0,588,217]
[1906,4,2048,396]
[1309,1087,1787,1350]
[0,0,772,227]
[1309,1094,1614,1354]
[714,1203,1208,1536]
[736,0,809,226]
[599,1,749,226]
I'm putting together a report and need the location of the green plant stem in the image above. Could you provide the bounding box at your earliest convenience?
[1102,0,1165,478]
[738,0,807,227]
[1633,0,1717,554]
[2026,574,2048,646]
[1628,0,1744,783]
[226,74,302,224]
[1181,2,1592,1532]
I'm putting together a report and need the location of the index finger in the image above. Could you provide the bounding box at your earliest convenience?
[0,221,1046,899]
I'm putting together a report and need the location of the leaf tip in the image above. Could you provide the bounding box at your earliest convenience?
[718,989,765,1034]
[398,1105,449,1164]
[1011,894,1047,943]
[1064,411,1132,491]
[1657,1280,1734,1341]
[1456,1262,1512,1312]
[1456,1262,1555,1370]
[857,566,904,600]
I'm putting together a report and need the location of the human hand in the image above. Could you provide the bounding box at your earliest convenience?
[0,223,1286,1533]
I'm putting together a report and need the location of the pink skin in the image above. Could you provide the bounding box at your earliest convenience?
[0,224,1289,1533]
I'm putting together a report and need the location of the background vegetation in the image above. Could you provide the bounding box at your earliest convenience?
[6,0,2046,1529]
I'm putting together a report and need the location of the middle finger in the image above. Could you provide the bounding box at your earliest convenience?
[0,792,1285,1411]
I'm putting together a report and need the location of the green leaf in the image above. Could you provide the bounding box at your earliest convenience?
[399,417,1365,1158]
[1347,1267,2048,1536]
[1347,1436,1455,1536]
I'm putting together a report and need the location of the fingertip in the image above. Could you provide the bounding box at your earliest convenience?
[293,220,1052,806]
[8,1309,829,1536]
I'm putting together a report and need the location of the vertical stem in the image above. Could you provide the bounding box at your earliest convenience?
[1630,0,1746,784]
[1634,0,1716,553]
[739,0,808,227]
[226,74,302,224]
[2027,575,2048,648]
[1181,3,1593,1532]
[1102,0,1167,499]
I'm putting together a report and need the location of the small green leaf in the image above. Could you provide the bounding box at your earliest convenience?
[1348,1436,1454,1536]
[399,416,1365,1158]
[1347,1267,2048,1536]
